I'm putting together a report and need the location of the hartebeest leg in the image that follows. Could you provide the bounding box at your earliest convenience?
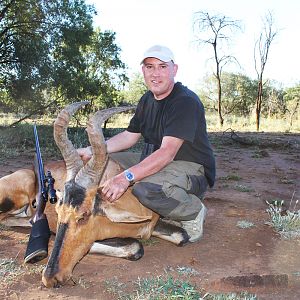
[151,219,189,246]
[0,204,32,227]
[89,238,144,261]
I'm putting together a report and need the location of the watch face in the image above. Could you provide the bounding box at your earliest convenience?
[125,170,134,182]
[126,172,134,181]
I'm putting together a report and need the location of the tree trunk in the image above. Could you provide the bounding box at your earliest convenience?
[217,75,224,126]
[256,80,263,131]
[289,100,299,129]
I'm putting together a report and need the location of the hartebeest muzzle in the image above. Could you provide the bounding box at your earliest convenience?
[42,102,134,287]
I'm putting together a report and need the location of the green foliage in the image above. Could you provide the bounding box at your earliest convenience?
[283,84,300,127]
[0,0,128,116]
[220,73,257,116]
[284,84,300,106]
[198,73,257,116]
[119,73,147,105]
[198,72,287,118]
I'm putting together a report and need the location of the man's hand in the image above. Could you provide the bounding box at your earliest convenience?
[77,146,92,163]
[101,173,130,202]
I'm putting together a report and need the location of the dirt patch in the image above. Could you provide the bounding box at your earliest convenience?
[1,133,300,299]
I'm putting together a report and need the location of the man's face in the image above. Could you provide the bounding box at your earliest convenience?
[142,57,178,100]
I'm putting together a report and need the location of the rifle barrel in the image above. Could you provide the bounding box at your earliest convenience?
[33,124,47,200]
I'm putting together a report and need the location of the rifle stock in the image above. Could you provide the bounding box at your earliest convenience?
[24,124,54,264]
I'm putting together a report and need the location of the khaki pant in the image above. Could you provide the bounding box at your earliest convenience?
[110,152,208,221]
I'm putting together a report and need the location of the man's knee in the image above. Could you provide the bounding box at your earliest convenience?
[187,175,208,199]
[132,182,179,217]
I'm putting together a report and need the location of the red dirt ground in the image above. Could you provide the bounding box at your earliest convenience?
[1,133,300,299]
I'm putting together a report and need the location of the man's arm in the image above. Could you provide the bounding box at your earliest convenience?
[129,136,183,181]
[77,130,141,162]
[101,136,184,202]
[107,130,141,153]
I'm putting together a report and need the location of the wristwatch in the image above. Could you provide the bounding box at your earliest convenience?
[124,169,135,185]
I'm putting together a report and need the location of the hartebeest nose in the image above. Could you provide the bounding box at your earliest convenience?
[42,268,68,288]
[42,268,58,288]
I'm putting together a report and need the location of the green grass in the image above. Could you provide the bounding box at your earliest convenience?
[236,220,256,229]
[140,238,160,246]
[220,174,241,181]
[234,184,254,193]
[0,258,24,284]
[0,123,62,160]
[0,114,145,161]
[104,275,258,300]
[0,110,299,164]
[205,292,258,300]
[266,199,300,239]
[251,149,270,158]
[132,276,201,299]
[0,256,45,287]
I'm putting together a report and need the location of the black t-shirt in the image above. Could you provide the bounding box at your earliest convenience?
[127,82,216,187]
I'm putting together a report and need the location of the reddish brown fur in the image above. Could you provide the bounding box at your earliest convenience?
[0,169,36,218]
[0,158,159,288]
[0,104,162,288]
[0,158,158,232]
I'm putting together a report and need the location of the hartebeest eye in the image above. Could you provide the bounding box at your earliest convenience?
[76,211,91,225]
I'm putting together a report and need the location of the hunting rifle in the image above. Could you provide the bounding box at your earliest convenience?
[24,124,57,263]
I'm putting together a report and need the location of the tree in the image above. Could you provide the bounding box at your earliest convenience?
[193,11,242,126]
[198,72,257,117]
[284,84,300,129]
[263,82,285,118]
[119,73,147,105]
[254,11,277,131]
[0,0,128,117]
[53,28,128,111]
[198,72,287,119]
[221,73,257,117]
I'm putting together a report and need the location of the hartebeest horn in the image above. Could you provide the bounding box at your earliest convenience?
[75,106,135,189]
[54,101,89,181]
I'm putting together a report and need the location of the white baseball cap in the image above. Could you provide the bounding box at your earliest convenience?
[141,45,175,64]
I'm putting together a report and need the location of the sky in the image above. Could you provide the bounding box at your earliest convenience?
[86,0,300,90]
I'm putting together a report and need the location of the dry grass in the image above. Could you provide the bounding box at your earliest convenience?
[0,257,24,284]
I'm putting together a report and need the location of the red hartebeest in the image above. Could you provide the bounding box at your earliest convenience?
[0,102,189,288]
